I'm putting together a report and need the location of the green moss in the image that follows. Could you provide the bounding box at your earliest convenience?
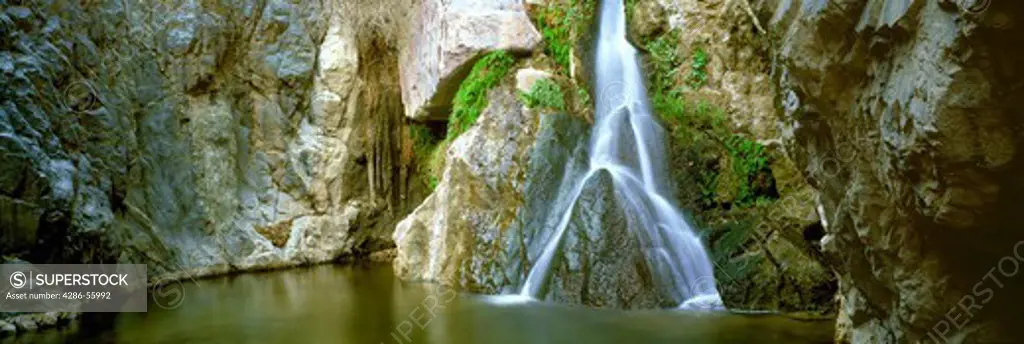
[518,78,566,111]
[416,50,518,189]
[448,51,516,141]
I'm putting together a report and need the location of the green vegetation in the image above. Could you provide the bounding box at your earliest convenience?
[723,134,770,206]
[646,31,684,96]
[409,124,439,164]
[518,78,566,111]
[409,123,444,189]
[688,48,709,89]
[448,51,517,141]
[531,0,595,72]
[410,50,517,190]
[624,0,638,22]
[643,31,774,209]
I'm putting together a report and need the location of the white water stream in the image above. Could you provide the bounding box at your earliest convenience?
[518,0,723,310]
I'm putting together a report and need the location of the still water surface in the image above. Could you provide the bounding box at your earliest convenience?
[10,264,833,343]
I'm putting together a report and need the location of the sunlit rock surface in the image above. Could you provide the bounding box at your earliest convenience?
[0,0,418,278]
[399,0,543,120]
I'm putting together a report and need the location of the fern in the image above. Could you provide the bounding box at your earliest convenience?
[518,78,566,111]
[688,48,709,89]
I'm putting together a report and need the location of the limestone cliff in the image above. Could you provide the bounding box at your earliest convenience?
[0,0,422,279]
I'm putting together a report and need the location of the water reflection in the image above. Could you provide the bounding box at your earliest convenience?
[7,264,834,344]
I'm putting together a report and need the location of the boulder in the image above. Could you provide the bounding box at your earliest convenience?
[545,171,669,308]
[393,68,672,308]
[0,320,15,337]
[400,0,542,120]
[11,317,36,332]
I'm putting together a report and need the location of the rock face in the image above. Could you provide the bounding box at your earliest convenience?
[394,69,667,307]
[0,0,420,279]
[628,0,837,314]
[545,171,670,308]
[399,0,543,120]
[770,0,1024,342]
[393,82,545,291]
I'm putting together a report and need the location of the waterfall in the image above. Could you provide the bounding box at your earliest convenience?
[518,0,723,310]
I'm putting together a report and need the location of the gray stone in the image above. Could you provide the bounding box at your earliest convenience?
[770,0,1024,341]
[12,317,36,332]
[0,320,15,336]
[546,171,668,309]
[33,313,58,328]
[399,0,542,120]
[514,68,554,93]
[0,0,420,284]
[393,77,672,309]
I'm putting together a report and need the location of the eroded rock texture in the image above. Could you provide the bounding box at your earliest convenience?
[399,0,543,120]
[0,0,421,279]
[393,68,669,308]
[629,0,837,314]
[771,0,1024,341]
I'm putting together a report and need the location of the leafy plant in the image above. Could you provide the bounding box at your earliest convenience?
[532,0,595,72]
[448,51,517,141]
[645,31,683,95]
[723,134,770,206]
[688,48,709,89]
[642,29,774,209]
[518,78,566,111]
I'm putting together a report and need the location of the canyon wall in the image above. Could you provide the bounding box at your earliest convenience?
[6,1,1023,342]
[0,0,421,278]
[768,0,1024,342]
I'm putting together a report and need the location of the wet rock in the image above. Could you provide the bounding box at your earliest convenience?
[33,313,58,328]
[0,195,41,253]
[11,317,36,332]
[546,171,669,309]
[400,0,542,120]
[0,320,14,336]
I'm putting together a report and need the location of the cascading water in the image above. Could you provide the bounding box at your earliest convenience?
[518,0,723,310]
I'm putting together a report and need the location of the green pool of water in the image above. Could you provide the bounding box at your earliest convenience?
[8,264,834,343]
